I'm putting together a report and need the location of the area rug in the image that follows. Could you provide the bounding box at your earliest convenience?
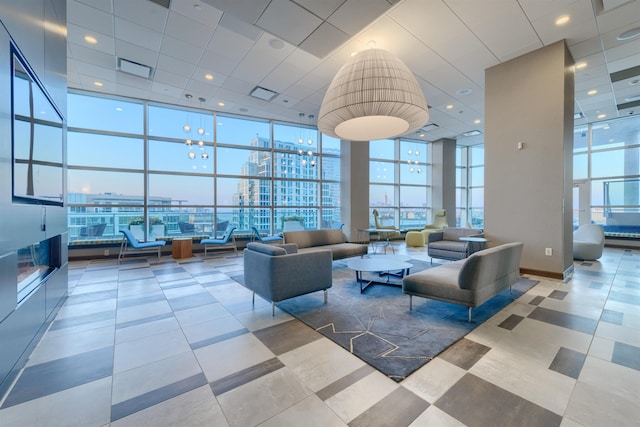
[232,257,538,382]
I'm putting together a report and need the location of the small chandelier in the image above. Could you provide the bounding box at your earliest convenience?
[318,46,429,141]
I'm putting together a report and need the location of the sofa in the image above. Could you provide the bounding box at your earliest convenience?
[427,227,484,263]
[402,242,524,321]
[243,242,333,315]
[573,224,605,260]
[282,229,368,260]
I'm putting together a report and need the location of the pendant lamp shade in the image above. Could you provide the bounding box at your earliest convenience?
[318,48,429,141]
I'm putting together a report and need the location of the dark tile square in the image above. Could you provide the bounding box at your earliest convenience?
[601,309,624,325]
[153,267,186,276]
[1,347,114,408]
[348,387,429,427]
[439,338,491,370]
[608,291,640,306]
[190,328,249,350]
[253,319,321,355]
[548,290,568,300]
[612,341,640,371]
[435,373,562,427]
[549,347,586,379]
[210,358,283,395]
[167,292,217,311]
[528,307,597,334]
[316,365,374,401]
[529,296,545,306]
[498,314,525,330]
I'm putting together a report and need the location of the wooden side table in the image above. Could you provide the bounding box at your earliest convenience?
[172,238,193,259]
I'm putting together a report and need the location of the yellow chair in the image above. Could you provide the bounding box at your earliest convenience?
[421,209,448,239]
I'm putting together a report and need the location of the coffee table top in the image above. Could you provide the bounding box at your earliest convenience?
[347,256,412,273]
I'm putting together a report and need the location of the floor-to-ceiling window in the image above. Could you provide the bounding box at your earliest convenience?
[456,144,484,229]
[574,114,640,238]
[369,138,432,229]
[67,91,340,243]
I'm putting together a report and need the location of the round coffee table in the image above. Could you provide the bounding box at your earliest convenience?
[347,256,413,293]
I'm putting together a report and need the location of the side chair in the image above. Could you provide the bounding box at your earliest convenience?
[118,229,166,264]
[251,226,283,244]
[201,226,238,256]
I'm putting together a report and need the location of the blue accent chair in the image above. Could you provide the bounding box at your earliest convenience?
[200,226,238,256]
[251,226,283,244]
[118,229,166,264]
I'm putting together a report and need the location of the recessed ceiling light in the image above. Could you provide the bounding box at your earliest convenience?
[269,38,285,50]
[625,95,640,102]
[587,89,598,95]
[205,73,214,80]
[218,102,225,107]
[456,88,472,96]
[597,113,606,119]
[617,27,640,41]
[115,107,122,111]
[93,81,103,87]
[446,104,453,110]
[575,62,587,70]
[474,119,481,124]
[84,35,97,44]
[555,15,570,26]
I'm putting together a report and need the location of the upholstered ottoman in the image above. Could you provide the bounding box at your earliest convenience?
[405,231,426,247]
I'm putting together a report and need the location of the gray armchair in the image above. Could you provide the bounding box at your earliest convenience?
[243,242,333,315]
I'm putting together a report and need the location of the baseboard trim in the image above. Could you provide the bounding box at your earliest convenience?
[520,268,564,280]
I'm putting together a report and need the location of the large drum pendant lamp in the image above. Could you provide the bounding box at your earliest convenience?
[318,48,429,141]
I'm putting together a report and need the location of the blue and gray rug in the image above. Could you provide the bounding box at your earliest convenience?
[239,257,538,382]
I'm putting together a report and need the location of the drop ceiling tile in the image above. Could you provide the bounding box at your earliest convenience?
[115,16,163,52]
[299,22,349,58]
[198,52,238,76]
[293,0,344,20]
[115,39,159,69]
[256,0,322,45]
[67,23,115,55]
[73,0,113,14]
[73,61,117,81]
[596,0,640,33]
[160,35,204,64]
[327,0,392,37]
[192,66,227,87]
[151,81,186,98]
[171,0,223,27]
[157,53,195,76]
[68,42,117,69]
[202,0,270,24]
[68,2,114,37]
[206,26,255,62]
[113,0,168,32]
[152,69,189,88]
[218,13,264,41]
[164,11,212,48]
[116,70,153,89]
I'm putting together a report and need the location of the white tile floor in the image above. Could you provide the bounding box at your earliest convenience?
[0,244,639,426]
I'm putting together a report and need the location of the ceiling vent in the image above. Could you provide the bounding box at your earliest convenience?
[461,130,482,137]
[147,0,170,8]
[249,86,279,102]
[420,123,439,132]
[117,58,153,79]
[574,112,585,120]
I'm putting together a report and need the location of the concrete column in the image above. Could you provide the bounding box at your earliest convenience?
[341,140,369,241]
[484,40,574,279]
[431,138,456,226]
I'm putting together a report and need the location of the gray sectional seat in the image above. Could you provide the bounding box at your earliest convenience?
[243,242,333,315]
[427,227,484,262]
[282,229,368,260]
[403,242,524,321]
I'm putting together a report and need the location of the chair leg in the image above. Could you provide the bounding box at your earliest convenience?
[324,289,328,304]
[252,291,255,306]
[272,302,275,317]
[468,307,472,323]
[409,295,413,311]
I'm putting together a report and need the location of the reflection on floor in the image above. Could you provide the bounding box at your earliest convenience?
[0,245,639,426]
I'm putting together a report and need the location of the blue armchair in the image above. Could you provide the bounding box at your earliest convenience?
[200,226,238,256]
[118,229,166,264]
[251,226,283,244]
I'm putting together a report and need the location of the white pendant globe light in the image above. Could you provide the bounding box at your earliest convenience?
[318,48,429,141]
